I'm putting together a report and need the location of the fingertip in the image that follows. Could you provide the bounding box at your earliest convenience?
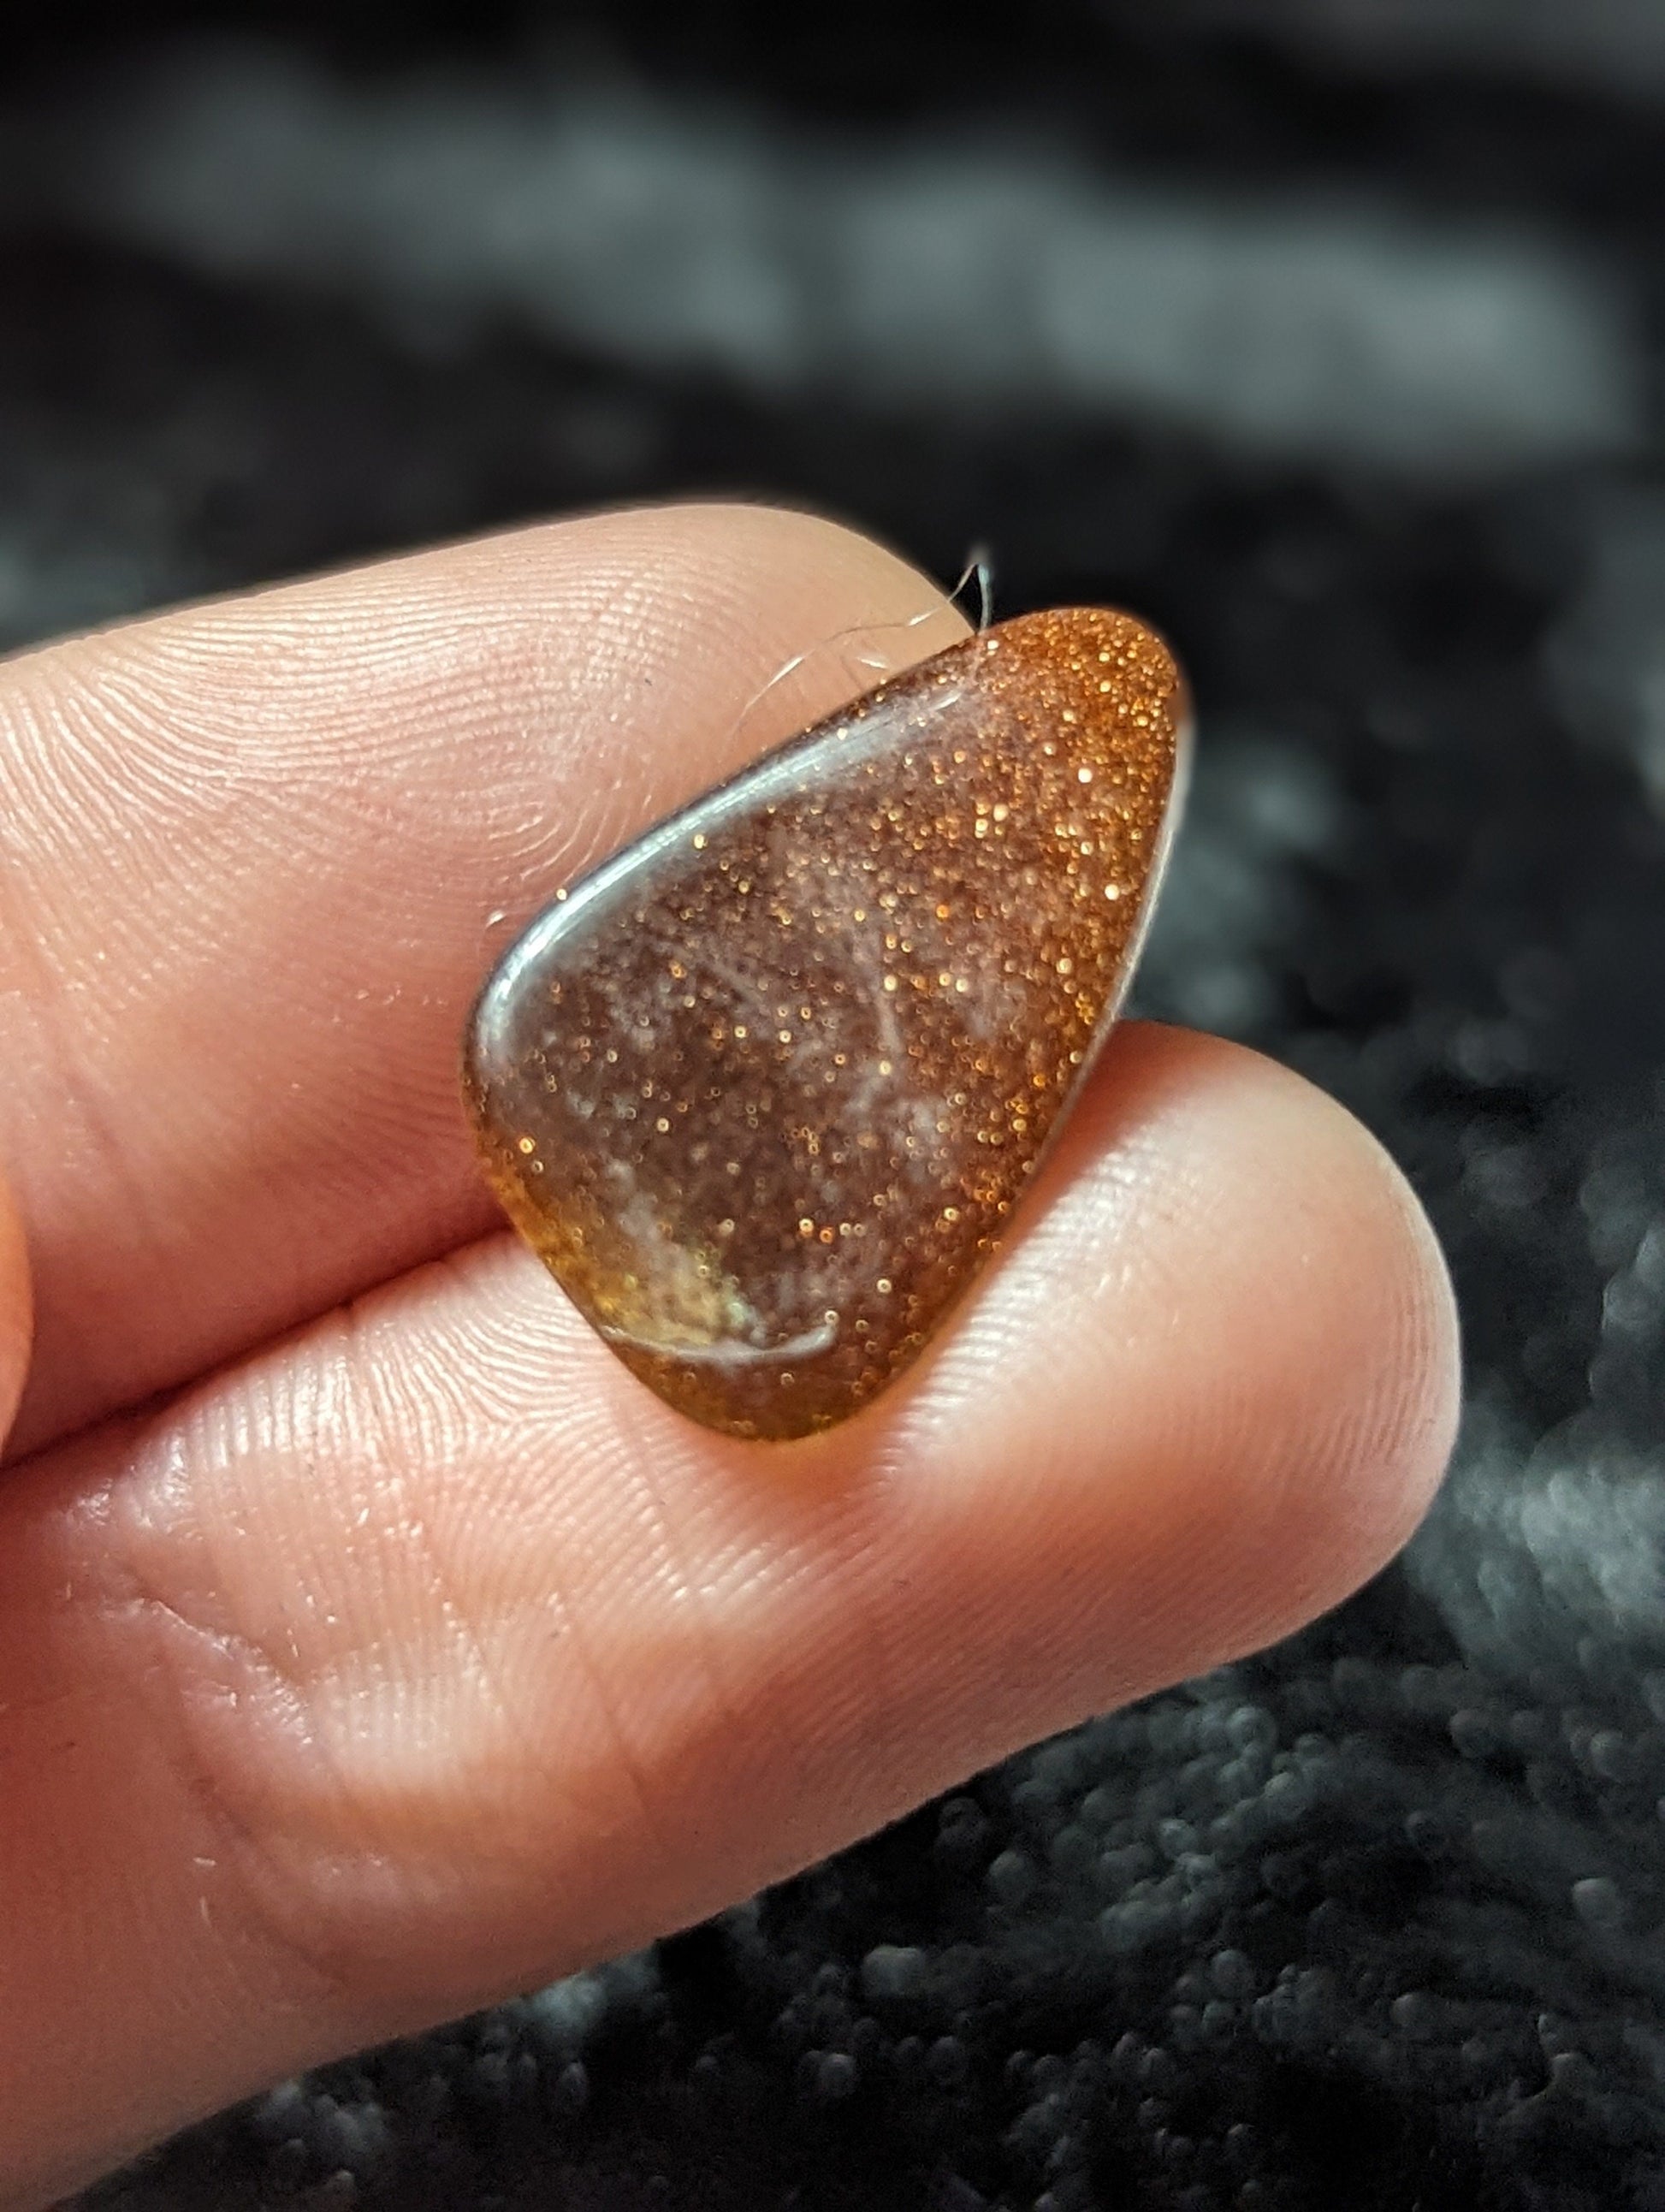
[1121,1028,1461,1650]
[886,1023,1463,1705]
[1338,1101,1463,1551]
[1226,1034,1461,1604]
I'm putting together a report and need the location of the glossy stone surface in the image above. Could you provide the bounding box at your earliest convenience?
[464,608,1188,1439]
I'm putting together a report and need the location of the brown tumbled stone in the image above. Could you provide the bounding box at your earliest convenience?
[463,608,1188,1439]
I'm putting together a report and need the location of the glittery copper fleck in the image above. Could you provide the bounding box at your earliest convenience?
[463,608,1188,1439]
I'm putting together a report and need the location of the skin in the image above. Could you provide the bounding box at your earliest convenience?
[0,502,1461,2209]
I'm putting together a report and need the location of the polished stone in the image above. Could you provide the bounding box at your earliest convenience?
[463,608,1188,1439]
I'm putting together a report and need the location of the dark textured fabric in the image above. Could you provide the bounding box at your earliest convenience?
[7,9,1664,2207]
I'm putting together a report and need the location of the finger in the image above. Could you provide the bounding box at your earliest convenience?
[0,504,969,1455]
[0,1023,1459,2205]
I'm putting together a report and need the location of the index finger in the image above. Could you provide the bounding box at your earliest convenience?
[0,504,968,1455]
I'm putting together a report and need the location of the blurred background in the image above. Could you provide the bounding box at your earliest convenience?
[13,2,1665,2205]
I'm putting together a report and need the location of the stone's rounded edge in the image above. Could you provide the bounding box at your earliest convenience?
[460,601,1185,1082]
[612,1343,835,1446]
[940,604,1189,1216]
[972,604,1186,709]
[980,602,1176,655]
[457,602,1193,1445]
[456,609,985,1125]
[1102,656,1193,1035]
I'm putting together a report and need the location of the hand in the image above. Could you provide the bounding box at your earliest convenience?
[0,504,1459,2208]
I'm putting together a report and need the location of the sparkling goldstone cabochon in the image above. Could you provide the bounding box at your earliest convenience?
[463,608,1189,1439]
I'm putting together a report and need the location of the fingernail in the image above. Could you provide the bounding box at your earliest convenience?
[464,608,1189,1441]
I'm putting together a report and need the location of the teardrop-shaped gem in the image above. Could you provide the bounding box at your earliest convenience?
[464,608,1188,1439]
